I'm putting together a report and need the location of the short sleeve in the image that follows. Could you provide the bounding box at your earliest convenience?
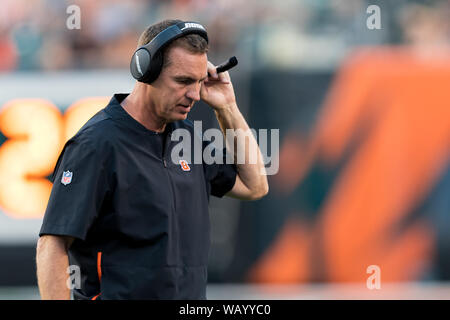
[203,144,237,198]
[39,136,111,241]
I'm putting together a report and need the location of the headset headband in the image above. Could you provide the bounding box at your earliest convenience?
[145,22,208,56]
[130,21,208,83]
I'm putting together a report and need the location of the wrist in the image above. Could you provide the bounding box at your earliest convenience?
[214,101,238,115]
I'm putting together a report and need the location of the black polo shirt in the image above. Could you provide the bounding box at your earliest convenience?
[39,93,237,300]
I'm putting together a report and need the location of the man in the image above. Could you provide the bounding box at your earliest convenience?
[36,19,268,300]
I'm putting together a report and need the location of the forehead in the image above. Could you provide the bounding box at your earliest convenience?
[164,46,208,78]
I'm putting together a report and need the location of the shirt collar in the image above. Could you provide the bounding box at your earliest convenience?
[105,93,174,135]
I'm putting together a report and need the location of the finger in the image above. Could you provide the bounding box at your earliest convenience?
[218,71,230,83]
[204,77,230,85]
[200,79,209,99]
[207,61,218,79]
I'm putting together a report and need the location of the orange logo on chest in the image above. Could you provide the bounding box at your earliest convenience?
[179,160,191,171]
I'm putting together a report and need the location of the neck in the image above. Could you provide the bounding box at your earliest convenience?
[121,83,167,133]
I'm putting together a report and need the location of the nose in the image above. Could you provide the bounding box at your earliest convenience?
[186,83,201,102]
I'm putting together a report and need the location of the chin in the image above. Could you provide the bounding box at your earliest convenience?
[171,113,188,122]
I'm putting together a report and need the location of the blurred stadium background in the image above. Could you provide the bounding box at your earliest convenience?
[0,0,449,299]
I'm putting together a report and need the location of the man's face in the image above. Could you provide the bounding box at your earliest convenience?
[150,46,208,122]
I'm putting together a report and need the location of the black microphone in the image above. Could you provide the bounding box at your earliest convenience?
[216,56,238,73]
[209,56,238,76]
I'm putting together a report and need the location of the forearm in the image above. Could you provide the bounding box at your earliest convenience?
[215,103,268,194]
[36,237,71,300]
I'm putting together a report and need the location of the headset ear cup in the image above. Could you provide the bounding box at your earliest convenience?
[145,51,163,84]
[130,53,140,80]
[130,48,151,82]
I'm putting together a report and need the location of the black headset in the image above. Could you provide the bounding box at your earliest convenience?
[130,21,209,84]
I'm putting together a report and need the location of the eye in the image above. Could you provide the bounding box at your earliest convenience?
[176,78,193,85]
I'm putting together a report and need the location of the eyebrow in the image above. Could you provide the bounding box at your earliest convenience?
[174,74,208,82]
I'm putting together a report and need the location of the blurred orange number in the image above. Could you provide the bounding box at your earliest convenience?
[0,97,109,218]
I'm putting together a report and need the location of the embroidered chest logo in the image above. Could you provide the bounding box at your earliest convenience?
[61,171,73,185]
[179,160,191,172]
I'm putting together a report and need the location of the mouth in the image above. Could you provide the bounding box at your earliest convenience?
[176,103,192,112]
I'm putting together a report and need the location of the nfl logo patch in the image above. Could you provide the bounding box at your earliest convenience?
[61,171,73,185]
